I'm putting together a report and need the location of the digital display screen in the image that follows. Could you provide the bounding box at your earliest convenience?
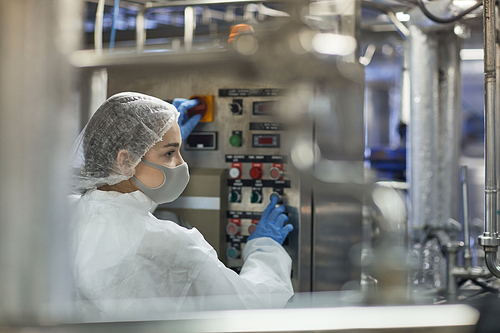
[258,137,274,145]
[252,134,280,148]
[185,132,217,150]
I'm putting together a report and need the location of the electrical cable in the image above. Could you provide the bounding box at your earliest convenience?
[109,0,120,52]
[417,0,482,24]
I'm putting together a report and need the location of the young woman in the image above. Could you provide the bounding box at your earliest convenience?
[70,92,294,319]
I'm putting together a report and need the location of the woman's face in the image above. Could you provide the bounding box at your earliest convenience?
[133,122,184,188]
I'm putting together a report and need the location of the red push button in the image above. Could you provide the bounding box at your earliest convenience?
[250,167,262,179]
[248,224,257,234]
[226,222,240,236]
[269,167,282,180]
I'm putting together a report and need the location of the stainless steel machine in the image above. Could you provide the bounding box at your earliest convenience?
[100,42,365,292]
[0,0,496,330]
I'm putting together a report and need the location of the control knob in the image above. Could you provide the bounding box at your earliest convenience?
[250,191,262,204]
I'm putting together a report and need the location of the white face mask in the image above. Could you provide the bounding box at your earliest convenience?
[132,159,190,204]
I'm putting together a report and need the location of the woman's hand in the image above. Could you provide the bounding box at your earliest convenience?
[173,98,202,141]
[247,194,293,245]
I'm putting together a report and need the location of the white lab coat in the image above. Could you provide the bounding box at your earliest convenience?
[71,189,293,320]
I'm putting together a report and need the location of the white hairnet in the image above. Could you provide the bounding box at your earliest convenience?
[71,92,179,193]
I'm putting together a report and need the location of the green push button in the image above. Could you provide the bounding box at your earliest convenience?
[229,134,242,147]
[227,247,238,259]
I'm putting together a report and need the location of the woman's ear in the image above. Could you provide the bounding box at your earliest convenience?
[116,149,134,176]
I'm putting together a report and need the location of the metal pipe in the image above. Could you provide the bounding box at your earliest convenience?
[484,0,497,236]
[496,0,500,243]
[184,6,195,52]
[461,166,473,268]
[438,31,461,228]
[361,0,409,38]
[136,3,147,53]
[145,0,281,8]
[95,0,105,54]
[408,24,440,230]
[444,242,461,295]
[479,0,500,278]
[109,0,120,52]
[134,0,286,53]
[485,251,500,276]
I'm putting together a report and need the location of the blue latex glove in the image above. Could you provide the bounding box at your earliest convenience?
[173,98,202,141]
[247,195,293,245]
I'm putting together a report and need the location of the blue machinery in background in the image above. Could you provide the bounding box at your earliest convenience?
[366,146,406,181]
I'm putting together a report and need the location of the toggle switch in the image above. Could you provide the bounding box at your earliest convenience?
[229,187,241,203]
[250,189,262,204]
[229,99,243,115]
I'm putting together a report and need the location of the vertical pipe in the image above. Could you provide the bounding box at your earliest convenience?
[0,0,81,323]
[95,0,105,55]
[109,0,120,52]
[184,6,195,52]
[496,0,500,249]
[481,0,500,278]
[461,166,473,268]
[136,4,147,53]
[484,0,497,239]
[409,25,440,230]
[446,248,458,295]
[437,31,461,227]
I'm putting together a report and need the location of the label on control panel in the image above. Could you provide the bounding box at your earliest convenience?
[249,122,285,131]
[227,211,263,219]
[227,179,291,188]
[226,154,287,163]
[219,88,283,97]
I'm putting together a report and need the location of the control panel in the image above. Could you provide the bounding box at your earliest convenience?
[217,88,294,272]
[107,71,300,289]
[225,154,290,269]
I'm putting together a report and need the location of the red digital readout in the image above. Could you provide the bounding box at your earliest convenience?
[258,137,273,145]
